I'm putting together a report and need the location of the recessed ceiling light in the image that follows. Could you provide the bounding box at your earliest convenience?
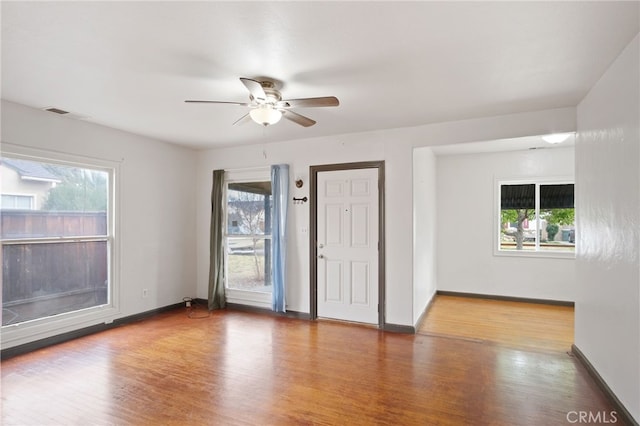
[542,132,573,144]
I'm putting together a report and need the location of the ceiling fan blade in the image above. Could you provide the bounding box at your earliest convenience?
[232,113,252,126]
[278,96,339,108]
[185,100,249,106]
[240,78,267,102]
[282,110,316,127]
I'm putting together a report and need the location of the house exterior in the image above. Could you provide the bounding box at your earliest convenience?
[1,158,60,210]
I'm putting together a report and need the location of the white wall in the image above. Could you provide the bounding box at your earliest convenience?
[435,146,576,301]
[575,34,639,422]
[196,133,401,318]
[196,107,576,326]
[0,100,577,334]
[413,147,437,323]
[1,101,198,336]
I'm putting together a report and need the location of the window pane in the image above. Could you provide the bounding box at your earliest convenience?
[540,184,575,252]
[226,238,272,292]
[500,210,537,251]
[540,208,575,252]
[500,184,535,209]
[540,184,574,209]
[15,195,33,209]
[2,241,109,326]
[227,182,272,235]
[1,194,34,210]
[500,184,536,251]
[1,157,108,238]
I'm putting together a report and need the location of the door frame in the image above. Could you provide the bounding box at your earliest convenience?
[309,161,386,328]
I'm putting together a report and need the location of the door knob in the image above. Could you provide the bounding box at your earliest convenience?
[318,243,324,248]
[318,254,324,259]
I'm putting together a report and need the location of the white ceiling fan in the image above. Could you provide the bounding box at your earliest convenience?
[185,78,339,127]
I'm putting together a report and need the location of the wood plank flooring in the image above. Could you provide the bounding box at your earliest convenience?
[418,295,575,353]
[1,304,621,425]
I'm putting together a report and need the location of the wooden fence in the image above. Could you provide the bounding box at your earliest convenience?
[2,211,108,324]
[1,210,107,239]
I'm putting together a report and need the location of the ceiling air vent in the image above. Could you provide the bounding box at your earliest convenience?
[45,107,69,115]
[42,107,89,120]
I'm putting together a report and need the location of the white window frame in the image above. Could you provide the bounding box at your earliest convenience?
[223,167,272,309]
[1,193,35,210]
[494,176,575,259]
[1,145,120,350]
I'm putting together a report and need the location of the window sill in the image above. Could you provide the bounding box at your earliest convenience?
[1,304,120,350]
[494,249,575,260]
[225,288,272,309]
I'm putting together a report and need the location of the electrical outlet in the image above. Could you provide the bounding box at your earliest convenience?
[142,288,148,298]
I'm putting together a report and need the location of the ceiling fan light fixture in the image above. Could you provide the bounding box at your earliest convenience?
[186,77,338,128]
[542,132,573,144]
[249,105,282,126]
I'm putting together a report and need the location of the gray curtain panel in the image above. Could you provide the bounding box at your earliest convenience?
[208,169,226,310]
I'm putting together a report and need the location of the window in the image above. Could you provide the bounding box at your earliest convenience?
[1,150,117,344]
[225,177,272,296]
[1,194,34,210]
[498,180,575,255]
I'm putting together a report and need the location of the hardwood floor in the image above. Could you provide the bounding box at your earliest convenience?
[418,295,575,353]
[1,304,622,425]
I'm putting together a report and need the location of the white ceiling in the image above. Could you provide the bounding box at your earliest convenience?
[430,133,575,156]
[2,1,638,150]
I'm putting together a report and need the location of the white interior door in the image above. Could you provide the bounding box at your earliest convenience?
[317,168,379,324]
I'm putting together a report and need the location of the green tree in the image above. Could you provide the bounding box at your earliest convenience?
[42,165,107,211]
[501,209,535,250]
[542,208,574,226]
[546,223,560,241]
[540,208,574,243]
